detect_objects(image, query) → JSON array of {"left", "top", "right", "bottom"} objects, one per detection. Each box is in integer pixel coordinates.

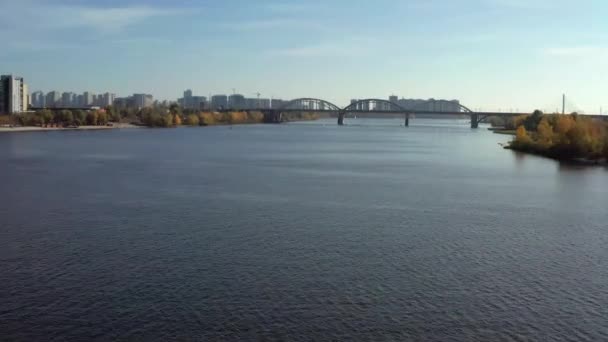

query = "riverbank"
[
  {"left": 0, "top": 123, "right": 139, "bottom": 133},
  {"left": 488, "top": 127, "right": 516, "bottom": 135},
  {"left": 488, "top": 111, "right": 608, "bottom": 165}
]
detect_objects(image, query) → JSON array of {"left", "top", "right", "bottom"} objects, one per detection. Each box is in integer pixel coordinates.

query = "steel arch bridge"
[
  {"left": 279, "top": 98, "right": 342, "bottom": 112},
  {"left": 261, "top": 97, "right": 565, "bottom": 128},
  {"left": 409, "top": 99, "right": 473, "bottom": 113},
  {"left": 275, "top": 97, "right": 475, "bottom": 126},
  {"left": 343, "top": 99, "right": 406, "bottom": 112}
]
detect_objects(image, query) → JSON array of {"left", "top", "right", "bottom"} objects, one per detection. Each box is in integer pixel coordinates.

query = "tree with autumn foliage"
[
  {"left": 173, "top": 114, "right": 182, "bottom": 126},
  {"left": 509, "top": 111, "right": 608, "bottom": 162}
]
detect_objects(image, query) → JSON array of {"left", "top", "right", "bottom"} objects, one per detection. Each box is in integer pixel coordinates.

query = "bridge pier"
[
  {"left": 338, "top": 112, "right": 345, "bottom": 125},
  {"left": 405, "top": 113, "right": 410, "bottom": 127},
  {"left": 263, "top": 110, "right": 281, "bottom": 123},
  {"left": 470, "top": 113, "right": 479, "bottom": 128}
]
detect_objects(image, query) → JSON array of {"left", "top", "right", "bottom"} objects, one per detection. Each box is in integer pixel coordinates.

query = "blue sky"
[{"left": 1, "top": 0, "right": 607, "bottom": 112}]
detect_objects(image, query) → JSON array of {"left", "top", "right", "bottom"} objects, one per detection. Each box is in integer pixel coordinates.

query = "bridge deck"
[
  {"left": 28, "top": 107, "right": 605, "bottom": 119},
  {"left": 267, "top": 109, "right": 605, "bottom": 118}
]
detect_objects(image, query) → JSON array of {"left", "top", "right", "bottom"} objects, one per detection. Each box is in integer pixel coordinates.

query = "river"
[{"left": 1, "top": 118, "right": 607, "bottom": 341}]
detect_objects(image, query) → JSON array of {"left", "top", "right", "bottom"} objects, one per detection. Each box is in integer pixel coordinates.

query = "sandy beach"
[{"left": 0, "top": 123, "right": 139, "bottom": 133}]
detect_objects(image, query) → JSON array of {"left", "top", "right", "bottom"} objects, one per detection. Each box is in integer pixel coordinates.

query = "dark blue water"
[{"left": 1, "top": 119, "right": 607, "bottom": 341}]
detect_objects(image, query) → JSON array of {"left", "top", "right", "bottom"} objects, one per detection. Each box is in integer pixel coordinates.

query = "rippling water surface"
[{"left": 1, "top": 119, "right": 607, "bottom": 341}]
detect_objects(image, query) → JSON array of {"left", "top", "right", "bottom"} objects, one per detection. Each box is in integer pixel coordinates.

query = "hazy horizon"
[{"left": 1, "top": 0, "right": 607, "bottom": 112}]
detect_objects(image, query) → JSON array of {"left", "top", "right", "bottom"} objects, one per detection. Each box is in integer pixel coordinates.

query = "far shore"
[{"left": 0, "top": 123, "right": 140, "bottom": 133}]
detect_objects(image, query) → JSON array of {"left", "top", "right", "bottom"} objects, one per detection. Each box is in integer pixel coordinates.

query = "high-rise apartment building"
[
  {"left": 83, "top": 92, "right": 94, "bottom": 107},
  {"left": 178, "top": 90, "right": 206, "bottom": 109},
  {"left": 45, "top": 91, "right": 61, "bottom": 108},
  {"left": 211, "top": 95, "right": 228, "bottom": 109},
  {"left": 244, "top": 97, "right": 271, "bottom": 109},
  {"left": 0, "top": 75, "right": 28, "bottom": 114},
  {"left": 229, "top": 94, "right": 246, "bottom": 109},
  {"left": 23, "top": 83, "right": 29, "bottom": 110},
  {"left": 397, "top": 98, "right": 461, "bottom": 112},
  {"left": 62, "top": 92, "right": 75, "bottom": 107},
  {"left": 100, "top": 93, "right": 115, "bottom": 107},
  {"left": 133, "top": 94, "right": 154, "bottom": 108},
  {"left": 31, "top": 91, "right": 45, "bottom": 108}
]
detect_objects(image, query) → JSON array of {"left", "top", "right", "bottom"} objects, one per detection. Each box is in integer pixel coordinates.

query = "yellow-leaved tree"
[
  {"left": 186, "top": 114, "right": 199, "bottom": 126},
  {"left": 511, "top": 125, "right": 533, "bottom": 151},
  {"left": 174, "top": 114, "right": 182, "bottom": 126},
  {"left": 198, "top": 112, "right": 216, "bottom": 126},
  {"left": 536, "top": 118, "right": 554, "bottom": 148},
  {"left": 555, "top": 115, "right": 575, "bottom": 135}
]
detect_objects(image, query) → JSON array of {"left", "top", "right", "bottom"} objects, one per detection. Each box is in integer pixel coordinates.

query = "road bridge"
[
  {"left": 255, "top": 98, "right": 606, "bottom": 128},
  {"left": 31, "top": 98, "right": 607, "bottom": 129}
]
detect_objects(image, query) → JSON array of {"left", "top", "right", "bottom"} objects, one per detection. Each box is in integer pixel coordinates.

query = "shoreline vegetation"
[
  {"left": 0, "top": 104, "right": 320, "bottom": 133},
  {"left": 489, "top": 111, "right": 608, "bottom": 164}
]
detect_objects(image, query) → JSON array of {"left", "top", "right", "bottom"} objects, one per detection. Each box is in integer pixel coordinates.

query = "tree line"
[
  {"left": 507, "top": 110, "right": 608, "bottom": 161},
  {"left": 8, "top": 104, "right": 321, "bottom": 129},
  {"left": 17, "top": 109, "right": 111, "bottom": 127},
  {"left": 138, "top": 106, "right": 267, "bottom": 127},
  {"left": 138, "top": 106, "right": 319, "bottom": 127}
]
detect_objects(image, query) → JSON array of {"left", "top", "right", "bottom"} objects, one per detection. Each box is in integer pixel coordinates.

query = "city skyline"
[
  {"left": 30, "top": 90, "right": 117, "bottom": 108},
  {"left": 1, "top": 1, "right": 607, "bottom": 112},
  {"left": 23, "top": 89, "right": 460, "bottom": 109},
  {"left": 1, "top": 76, "right": 595, "bottom": 115}
]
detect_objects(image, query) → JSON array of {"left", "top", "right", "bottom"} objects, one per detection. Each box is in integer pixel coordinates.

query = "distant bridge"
[
  {"left": 248, "top": 98, "right": 606, "bottom": 128},
  {"left": 31, "top": 98, "right": 607, "bottom": 129}
]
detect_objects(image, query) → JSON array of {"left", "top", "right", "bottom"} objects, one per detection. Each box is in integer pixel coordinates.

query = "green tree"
[
  {"left": 97, "top": 111, "right": 109, "bottom": 125},
  {"left": 59, "top": 110, "right": 74, "bottom": 126},
  {"left": 19, "top": 113, "right": 39, "bottom": 126},
  {"left": 523, "top": 110, "right": 543, "bottom": 131},
  {"left": 37, "top": 110, "right": 53, "bottom": 126},
  {"left": 52, "top": 111, "right": 63, "bottom": 126},
  {"left": 139, "top": 108, "right": 168, "bottom": 127},
  {"left": 73, "top": 110, "right": 86, "bottom": 126},
  {"left": 105, "top": 105, "right": 120, "bottom": 122},
  {"left": 86, "top": 111, "right": 99, "bottom": 125}
]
